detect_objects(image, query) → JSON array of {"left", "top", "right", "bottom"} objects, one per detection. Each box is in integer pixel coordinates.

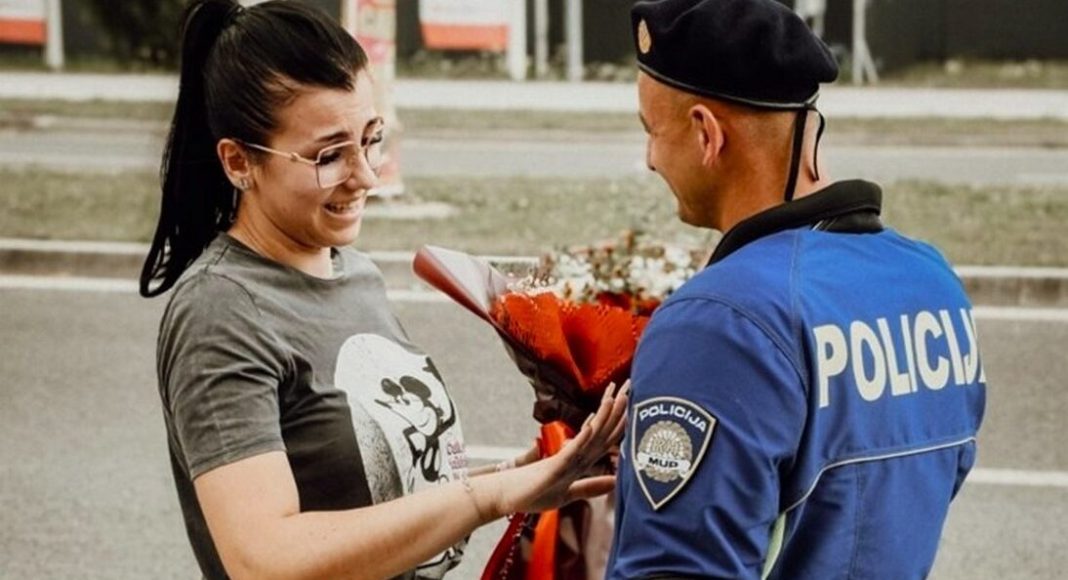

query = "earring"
[{"left": 236, "top": 178, "right": 250, "bottom": 190}]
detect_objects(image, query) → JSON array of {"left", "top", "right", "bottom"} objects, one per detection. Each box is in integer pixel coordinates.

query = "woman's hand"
[{"left": 489, "top": 381, "right": 629, "bottom": 515}]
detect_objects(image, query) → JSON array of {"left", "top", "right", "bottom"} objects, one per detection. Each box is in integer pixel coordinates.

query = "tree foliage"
[{"left": 81, "top": 0, "right": 186, "bottom": 69}]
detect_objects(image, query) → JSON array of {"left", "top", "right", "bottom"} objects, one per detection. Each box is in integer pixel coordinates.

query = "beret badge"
[{"left": 637, "top": 18, "right": 652, "bottom": 55}]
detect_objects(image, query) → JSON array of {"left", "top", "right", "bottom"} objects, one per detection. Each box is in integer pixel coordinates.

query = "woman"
[{"left": 139, "top": 2, "right": 628, "bottom": 579}]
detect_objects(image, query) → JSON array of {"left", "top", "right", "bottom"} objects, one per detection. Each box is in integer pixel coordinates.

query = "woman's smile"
[{"left": 323, "top": 198, "right": 363, "bottom": 219}]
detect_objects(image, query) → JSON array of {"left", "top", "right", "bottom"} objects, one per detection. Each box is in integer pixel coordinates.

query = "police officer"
[{"left": 606, "top": 0, "right": 987, "bottom": 578}]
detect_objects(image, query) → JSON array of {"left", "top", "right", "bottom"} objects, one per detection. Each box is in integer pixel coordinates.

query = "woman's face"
[{"left": 247, "top": 72, "right": 382, "bottom": 250}]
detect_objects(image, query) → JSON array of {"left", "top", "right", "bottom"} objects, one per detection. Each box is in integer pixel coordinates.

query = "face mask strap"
[
  {"left": 783, "top": 106, "right": 810, "bottom": 203},
  {"left": 783, "top": 103, "right": 826, "bottom": 202}
]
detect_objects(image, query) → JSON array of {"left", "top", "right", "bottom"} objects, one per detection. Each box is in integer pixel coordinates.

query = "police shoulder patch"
[{"left": 631, "top": 396, "right": 717, "bottom": 511}]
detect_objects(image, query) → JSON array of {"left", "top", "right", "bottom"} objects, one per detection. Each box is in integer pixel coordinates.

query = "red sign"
[
  {"left": 0, "top": 0, "right": 46, "bottom": 45},
  {"left": 419, "top": 0, "right": 508, "bottom": 51}
]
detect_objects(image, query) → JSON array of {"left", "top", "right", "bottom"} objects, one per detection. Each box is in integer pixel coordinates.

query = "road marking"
[
  {"left": 466, "top": 445, "right": 528, "bottom": 462},
  {"left": 0, "top": 239, "right": 1065, "bottom": 281},
  {"left": 1, "top": 272, "right": 1065, "bottom": 490},
  {"left": 0, "top": 275, "right": 138, "bottom": 293},
  {"left": 0, "top": 275, "right": 456, "bottom": 303},
  {"left": 0, "top": 237, "right": 148, "bottom": 254},
  {"left": 3, "top": 276, "right": 1068, "bottom": 322},
  {"left": 967, "top": 467, "right": 1068, "bottom": 489},
  {"left": 389, "top": 289, "right": 449, "bottom": 303},
  {"left": 973, "top": 306, "right": 1068, "bottom": 323},
  {"left": 955, "top": 265, "right": 1068, "bottom": 279},
  {"left": 467, "top": 444, "right": 1068, "bottom": 489},
  {"left": 0, "top": 238, "right": 539, "bottom": 267},
  {"left": 1016, "top": 173, "right": 1068, "bottom": 185}
]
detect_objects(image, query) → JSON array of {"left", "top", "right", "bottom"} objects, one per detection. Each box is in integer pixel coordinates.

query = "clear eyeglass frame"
[{"left": 237, "top": 129, "right": 385, "bottom": 190}]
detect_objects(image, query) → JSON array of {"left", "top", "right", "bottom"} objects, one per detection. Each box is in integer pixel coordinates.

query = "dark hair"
[{"left": 139, "top": 0, "right": 369, "bottom": 297}]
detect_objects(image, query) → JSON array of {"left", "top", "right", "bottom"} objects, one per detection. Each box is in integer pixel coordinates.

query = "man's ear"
[
  {"left": 217, "top": 138, "right": 254, "bottom": 190},
  {"left": 690, "top": 104, "right": 724, "bottom": 168}
]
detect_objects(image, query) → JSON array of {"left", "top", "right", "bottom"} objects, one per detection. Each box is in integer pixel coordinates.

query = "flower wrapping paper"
[{"left": 414, "top": 233, "right": 702, "bottom": 580}]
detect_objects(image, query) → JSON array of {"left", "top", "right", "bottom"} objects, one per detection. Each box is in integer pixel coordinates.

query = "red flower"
[{"left": 491, "top": 292, "right": 650, "bottom": 397}]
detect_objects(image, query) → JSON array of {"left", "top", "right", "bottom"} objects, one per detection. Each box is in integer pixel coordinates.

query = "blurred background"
[
  {"left": 1, "top": 1, "right": 1067, "bottom": 579},
  {"left": 2, "top": 0, "right": 1068, "bottom": 82}
]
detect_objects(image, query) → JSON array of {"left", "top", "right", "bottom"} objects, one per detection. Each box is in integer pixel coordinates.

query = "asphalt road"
[
  {"left": 4, "top": 128, "right": 1068, "bottom": 186},
  {"left": 1, "top": 285, "right": 1066, "bottom": 579}
]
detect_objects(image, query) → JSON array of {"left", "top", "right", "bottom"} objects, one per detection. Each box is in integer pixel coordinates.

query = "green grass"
[
  {"left": 881, "top": 59, "right": 1068, "bottom": 90},
  {"left": 881, "top": 180, "right": 1068, "bottom": 267},
  {"left": 0, "top": 167, "right": 161, "bottom": 242},
  {"left": 401, "top": 111, "right": 1068, "bottom": 149},
  {"left": 4, "top": 98, "right": 1067, "bottom": 148},
  {"left": 0, "top": 98, "right": 175, "bottom": 123},
  {"left": 824, "top": 117, "right": 1068, "bottom": 149},
  {"left": 2, "top": 167, "right": 1066, "bottom": 266},
  {"left": 6, "top": 55, "right": 1068, "bottom": 87},
  {"left": 361, "top": 175, "right": 715, "bottom": 255}
]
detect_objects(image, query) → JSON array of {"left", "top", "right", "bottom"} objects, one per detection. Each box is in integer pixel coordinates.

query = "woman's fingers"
[
  {"left": 539, "top": 380, "right": 631, "bottom": 499},
  {"left": 567, "top": 475, "right": 616, "bottom": 501},
  {"left": 607, "top": 410, "right": 627, "bottom": 446},
  {"left": 588, "top": 380, "right": 629, "bottom": 450},
  {"left": 517, "top": 441, "right": 541, "bottom": 468},
  {"left": 553, "top": 419, "right": 594, "bottom": 467},
  {"left": 583, "top": 383, "right": 615, "bottom": 437},
  {"left": 605, "top": 381, "right": 629, "bottom": 433}
]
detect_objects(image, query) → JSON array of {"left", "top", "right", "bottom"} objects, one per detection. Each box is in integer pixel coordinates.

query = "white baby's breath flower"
[
  {"left": 664, "top": 246, "right": 693, "bottom": 269},
  {"left": 512, "top": 231, "right": 702, "bottom": 309}
]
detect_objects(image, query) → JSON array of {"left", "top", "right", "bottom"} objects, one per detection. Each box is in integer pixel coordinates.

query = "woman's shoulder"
[
  {"left": 171, "top": 267, "right": 257, "bottom": 307},
  {"left": 172, "top": 239, "right": 258, "bottom": 303},
  {"left": 162, "top": 239, "right": 266, "bottom": 330},
  {"left": 162, "top": 268, "right": 262, "bottom": 338}
]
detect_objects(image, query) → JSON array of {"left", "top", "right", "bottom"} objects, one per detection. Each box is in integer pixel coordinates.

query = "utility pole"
[
  {"left": 345, "top": 0, "right": 406, "bottom": 196},
  {"left": 565, "top": 0, "right": 583, "bottom": 82},
  {"left": 794, "top": 0, "right": 826, "bottom": 38},
  {"left": 45, "top": 0, "right": 63, "bottom": 70},
  {"left": 852, "top": 0, "right": 879, "bottom": 84},
  {"left": 533, "top": 0, "right": 549, "bottom": 79},
  {"left": 506, "top": 0, "right": 527, "bottom": 81}
]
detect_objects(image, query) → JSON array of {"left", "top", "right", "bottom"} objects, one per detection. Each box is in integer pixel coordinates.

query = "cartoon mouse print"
[{"left": 374, "top": 358, "right": 457, "bottom": 484}]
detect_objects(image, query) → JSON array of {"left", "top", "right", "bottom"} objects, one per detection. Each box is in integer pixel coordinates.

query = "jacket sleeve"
[{"left": 607, "top": 297, "right": 807, "bottom": 580}]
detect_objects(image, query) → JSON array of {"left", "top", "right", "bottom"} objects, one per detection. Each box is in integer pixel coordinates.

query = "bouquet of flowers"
[
  {"left": 413, "top": 231, "right": 702, "bottom": 580},
  {"left": 490, "top": 230, "right": 702, "bottom": 432}
]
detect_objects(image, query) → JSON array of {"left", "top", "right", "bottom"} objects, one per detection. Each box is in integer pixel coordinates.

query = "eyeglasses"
[{"left": 237, "top": 123, "right": 386, "bottom": 190}]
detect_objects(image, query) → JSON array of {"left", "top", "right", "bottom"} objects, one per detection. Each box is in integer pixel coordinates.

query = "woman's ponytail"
[
  {"left": 139, "top": 0, "right": 369, "bottom": 297},
  {"left": 139, "top": 0, "right": 241, "bottom": 297}
]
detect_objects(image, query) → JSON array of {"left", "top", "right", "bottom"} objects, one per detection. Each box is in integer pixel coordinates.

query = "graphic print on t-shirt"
[{"left": 334, "top": 333, "right": 468, "bottom": 576}]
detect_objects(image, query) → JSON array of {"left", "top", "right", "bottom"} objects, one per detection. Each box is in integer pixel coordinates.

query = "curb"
[
  {"left": 1, "top": 239, "right": 1065, "bottom": 308},
  {"left": 3, "top": 73, "right": 1068, "bottom": 119}
]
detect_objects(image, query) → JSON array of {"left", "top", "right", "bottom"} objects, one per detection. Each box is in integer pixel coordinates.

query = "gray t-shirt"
[{"left": 157, "top": 234, "right": 468, "bottom": 580}]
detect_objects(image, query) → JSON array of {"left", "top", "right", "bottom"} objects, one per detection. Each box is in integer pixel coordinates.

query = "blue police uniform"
[
  {"left": 603, "top": 1, "right": 986, "bottom": 577},
  {"left": 607, "top": 180, "right": 986, "bottom": 579}
]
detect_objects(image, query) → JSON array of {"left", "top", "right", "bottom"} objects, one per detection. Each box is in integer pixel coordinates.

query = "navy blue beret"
[{"left": 632, "top": 0, "right": 839, "bottom": 109}]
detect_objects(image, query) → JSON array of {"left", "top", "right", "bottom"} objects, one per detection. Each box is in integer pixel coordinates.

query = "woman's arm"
[
  {"left": 195, "top": 381, "right": 629, "bottom": 580},
  {"left": 467, "top": 443, "right": 541, "bottom": 477}
]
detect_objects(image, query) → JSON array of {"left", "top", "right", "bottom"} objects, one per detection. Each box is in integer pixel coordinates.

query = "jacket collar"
[{"left": 707, "top": 179, "right": 884, "bottom": 266}]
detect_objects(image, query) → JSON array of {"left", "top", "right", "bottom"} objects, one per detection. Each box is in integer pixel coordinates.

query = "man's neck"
[{"left": 713, "top": 155, "right": 830, "bottom": 233}]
